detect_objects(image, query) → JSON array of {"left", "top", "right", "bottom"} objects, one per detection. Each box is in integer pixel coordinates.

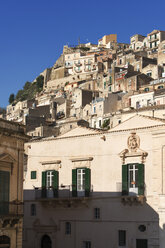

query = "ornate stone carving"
[
  {"left": 119, "top": 132, "right": 148, "bottom": 163},
  {"left": 127, "top": 132, "right": 140, "bottom": 152}
]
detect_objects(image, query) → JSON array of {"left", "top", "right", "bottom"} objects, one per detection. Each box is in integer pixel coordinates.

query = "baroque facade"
[
  {"left": 0, "top": 119, "right": 28, "bottom": 248},
  {"left": 23, "top": 115, "right": 165, "bottom": 248}
]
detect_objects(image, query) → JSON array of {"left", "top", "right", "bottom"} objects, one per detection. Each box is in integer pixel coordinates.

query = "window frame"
[
  {"left": 94, "top": 207, "right": 100, "bottom": 220},
  {"left": 65, "top": 222, "right": 71, "bottom": 235},
  {"left": 118, "top": 230, "right": 126, "bottom": 246},
  {"left": 31, "top": 171, "right": 37, "bottom": 180},
  {"left": 122, "top": 163, "right": 144, "bottom": 196},
  {"left": 82, "top": 241, "right": 91, "bottom": 248},
  {"left": 30, "top": 203, "right": 36, "bottom": 216}
]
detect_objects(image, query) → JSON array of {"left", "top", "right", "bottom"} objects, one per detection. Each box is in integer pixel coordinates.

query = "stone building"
[
  {"left": 0, "top": 118, "right": 29, "bottom": 248},
  {"left": 23, "top": 115, "right": 165, "bottom": 248}
]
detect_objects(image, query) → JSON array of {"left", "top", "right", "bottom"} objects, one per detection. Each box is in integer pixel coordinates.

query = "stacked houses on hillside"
[{"left": 3, "top": 30, "right": 165, "bottom": 248}]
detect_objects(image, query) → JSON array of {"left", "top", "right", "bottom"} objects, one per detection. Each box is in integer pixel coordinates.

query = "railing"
[
  {"left": 74, "top": 62, "right": 82, "bottom": 66},
  {"left": 0, "top": 201, "right": 23, "bottom": 216},
  {"left": 35, "top": 185, "right": 93, "bottom": 199},
  {"left": 84, "top": 61, "right": 92, "bottom": 65},
  {"left": 84, "top": 68, "right": 91, "bottom": 72},
  {"left": 74, "top": 68, "right": 82, "bottom": 73},
  {"left": 65, "top": 64, "right": 73, "bottom": 68}
]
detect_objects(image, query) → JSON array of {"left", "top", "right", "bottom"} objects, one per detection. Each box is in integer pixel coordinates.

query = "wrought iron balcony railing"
[
  {"left": 35, "top": 185, "right": 93, "bottom": 200},
  {"left": 0, "top": 201, "right": 23, "bottom": 217}
]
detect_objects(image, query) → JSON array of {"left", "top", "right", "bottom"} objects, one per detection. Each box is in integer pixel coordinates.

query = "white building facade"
[{"left": 23, "top": 115, "right": 165, "bottom": 248}]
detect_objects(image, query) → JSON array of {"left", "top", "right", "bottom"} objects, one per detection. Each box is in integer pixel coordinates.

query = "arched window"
[
  {"left": 41, "top": 235, "right": 52, "bottom": 248},
  {"left": 0, "top": 235, "right": 10, "bottom": 247}
]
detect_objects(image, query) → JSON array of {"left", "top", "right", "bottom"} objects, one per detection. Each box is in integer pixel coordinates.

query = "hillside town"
[
  {"left": 1, "top": 30, "right": 165, "bottom": 248},
  {"left": 4, "top": 30, "right": 165, "bottom": 137}
]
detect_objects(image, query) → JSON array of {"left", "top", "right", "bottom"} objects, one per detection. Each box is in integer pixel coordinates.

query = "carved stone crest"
[
  {"left": 127, "top": 132, "right": 140, "bottom": 152},
  {"left": 119, "top": 132, "right": 148, "bottom": 164}
]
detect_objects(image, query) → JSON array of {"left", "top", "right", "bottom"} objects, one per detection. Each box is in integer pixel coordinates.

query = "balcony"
[
  {"left": 35, "top": 185, "right": 93, "bottom": 208},
  {"left": 121, "top": 195, "right": 146, "bottom": 205},
  {"left": 84, "top": 67, "right": 91, "bottom": 72},
  {"left": 65, "top": 64, "right": 73, "bottom": 69},
  {"left": 74, "top": 68, "right": 82, "bottom": 73},
  {"left": 121, "top": 185, "right": 146, "bottom": 206},
  {"left": 0, "top": 201, "right": 23, "bottom": 217},
  {"left": 0, "top": 201, "right": 23, "bottom": 228},
  {"left": 74, "top": 62, "right": 82, "bottom": 67},
  {"left": 84, "top": 60, "right": 92, "bottom": 65}
]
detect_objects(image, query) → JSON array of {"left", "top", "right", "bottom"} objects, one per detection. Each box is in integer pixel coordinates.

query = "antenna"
[{"left": 78, "top": 37, "right": 80, "bottom": 45}]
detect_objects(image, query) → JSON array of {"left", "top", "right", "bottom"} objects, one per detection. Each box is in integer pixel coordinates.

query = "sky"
[{"left": 0, "top": 0, "right": 165, "bottom": 108}]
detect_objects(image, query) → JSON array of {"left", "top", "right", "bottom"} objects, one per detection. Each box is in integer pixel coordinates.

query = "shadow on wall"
[{"left": 22, "top": 188, "right": 161, "bottom": 248}]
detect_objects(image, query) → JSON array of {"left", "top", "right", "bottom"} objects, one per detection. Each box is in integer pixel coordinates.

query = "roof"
[
  {"left": 59, "top": 126, "right": 102, "bottom": 138},
  {"left": 26, "top": 115, "right": 165, "bottom": 144},
  {"left": 148, "top": 30, "right": 160, "bottom": 35},
  {"left": 111, "top": 114, "right": 165, "bottom": 131}
]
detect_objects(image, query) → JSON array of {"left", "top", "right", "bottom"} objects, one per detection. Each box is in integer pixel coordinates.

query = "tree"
[
  {"left": 23, "top": 81, "right": 31, "bottom": 91},
  {"left": 36, "top": 75, "right": 44, "bottom": 92},
  {"left": 9, "top": 93, "right": 15, "bottom": 104},
  {"left": 102, "top": 119, "right": 110, "bottom": 129}
]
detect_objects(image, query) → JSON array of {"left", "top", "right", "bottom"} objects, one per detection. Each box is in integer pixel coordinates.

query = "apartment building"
[
  {"left": 65, "top": 52, "right": 98, "bottom": 75},
  {"left": 98, "top": 34, "right": 117, "bottom": 46},
  {"left": 147, "top": 30, "right": 165, "bottom": 52}
]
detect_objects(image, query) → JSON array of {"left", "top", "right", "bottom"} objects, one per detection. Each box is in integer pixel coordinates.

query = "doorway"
[
  {"left": 41, "top": 235, "right": 52, "bottom": 248},
  {"left": 0, "top": 235, "right": 10, "bottom": 248},
  {"left": 136, "top": 239, "right": 148, "bottom": 248}
]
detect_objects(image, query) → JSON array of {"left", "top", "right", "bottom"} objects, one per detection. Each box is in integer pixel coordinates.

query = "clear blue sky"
[{"left": 0, "top": 0, "right": 165, "bottom": 107}]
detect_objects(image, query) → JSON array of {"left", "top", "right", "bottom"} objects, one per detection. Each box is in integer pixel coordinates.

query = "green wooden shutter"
[
  {"left": 72, "top": 169, "right": 77, "bottom": 197},
  {"left": 53, "top": 170, "right": 59, "bottom": 197},
  {"left": 41, "top": 171, "right": 46, "bottom": 198},
  {"left": 122, "top": 164, "right": 128, "bottom": 195},
  {"left": 0, "top": 171, "right": 10, "bottom": 215},
  {"left": 138, "top": 164, "right": 144, "bottom": 195},
  {"left": 31, "top": 171, "right": 36, "bottom": 179},
  {"left": 85, "top": 168, "right": 91, "bottom": 197}
]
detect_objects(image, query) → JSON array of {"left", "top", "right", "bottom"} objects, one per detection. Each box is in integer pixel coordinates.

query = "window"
[
  {"left": 99, "top": 120, "right": 102, "bottom": 127},
  {"left": 136, "top": 101, "right": 140, "bottom": 109},
  {"left": 109, "top": 76, "right": 112, "bottom": 84},
  {"left": 128, "top": 164, "right": 138, "bottom": 195},
  {"left": 93, "top": 107, "right": 96, "bottom": 113},
  {"left": 31, "top": 204, "right": 36, "bottom": 216},
  {"left": 118, "top": 230, "right": 126, "bottom": 246},
  {"left": 83, "top": 241, "right": 91, "bottom": 248},
  {"left": 77, "top": 168, "right": 85, "bottom": 196},
  {"left": 94, "top": 208, "right": 100, "bottom": 219},
  {"left": 42, "top": 170, "right": 59, "bottom": 198},
  {"left": 122, "top": 163, "right": 144, "bottom": 196},
  {"left": 146, "top": 72, "right": 152, "bottom": 77},
  {"left": 144, "top": 88, "right": 149, "bottom": 92},
  {"left": 65, "top": 222, "right": 71, "bottom": 235},
  {"left": 72, "top": 168, "right": 91, "bottom": 197},
  {"left": 158, "top": 85, "right": 164, "bottom": 89},
  {"left": 31, "top": 171, "right": 36, "bottom": 179},
  {"left": 0, "top": 171, "right": 10, "bottom": 215}
]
